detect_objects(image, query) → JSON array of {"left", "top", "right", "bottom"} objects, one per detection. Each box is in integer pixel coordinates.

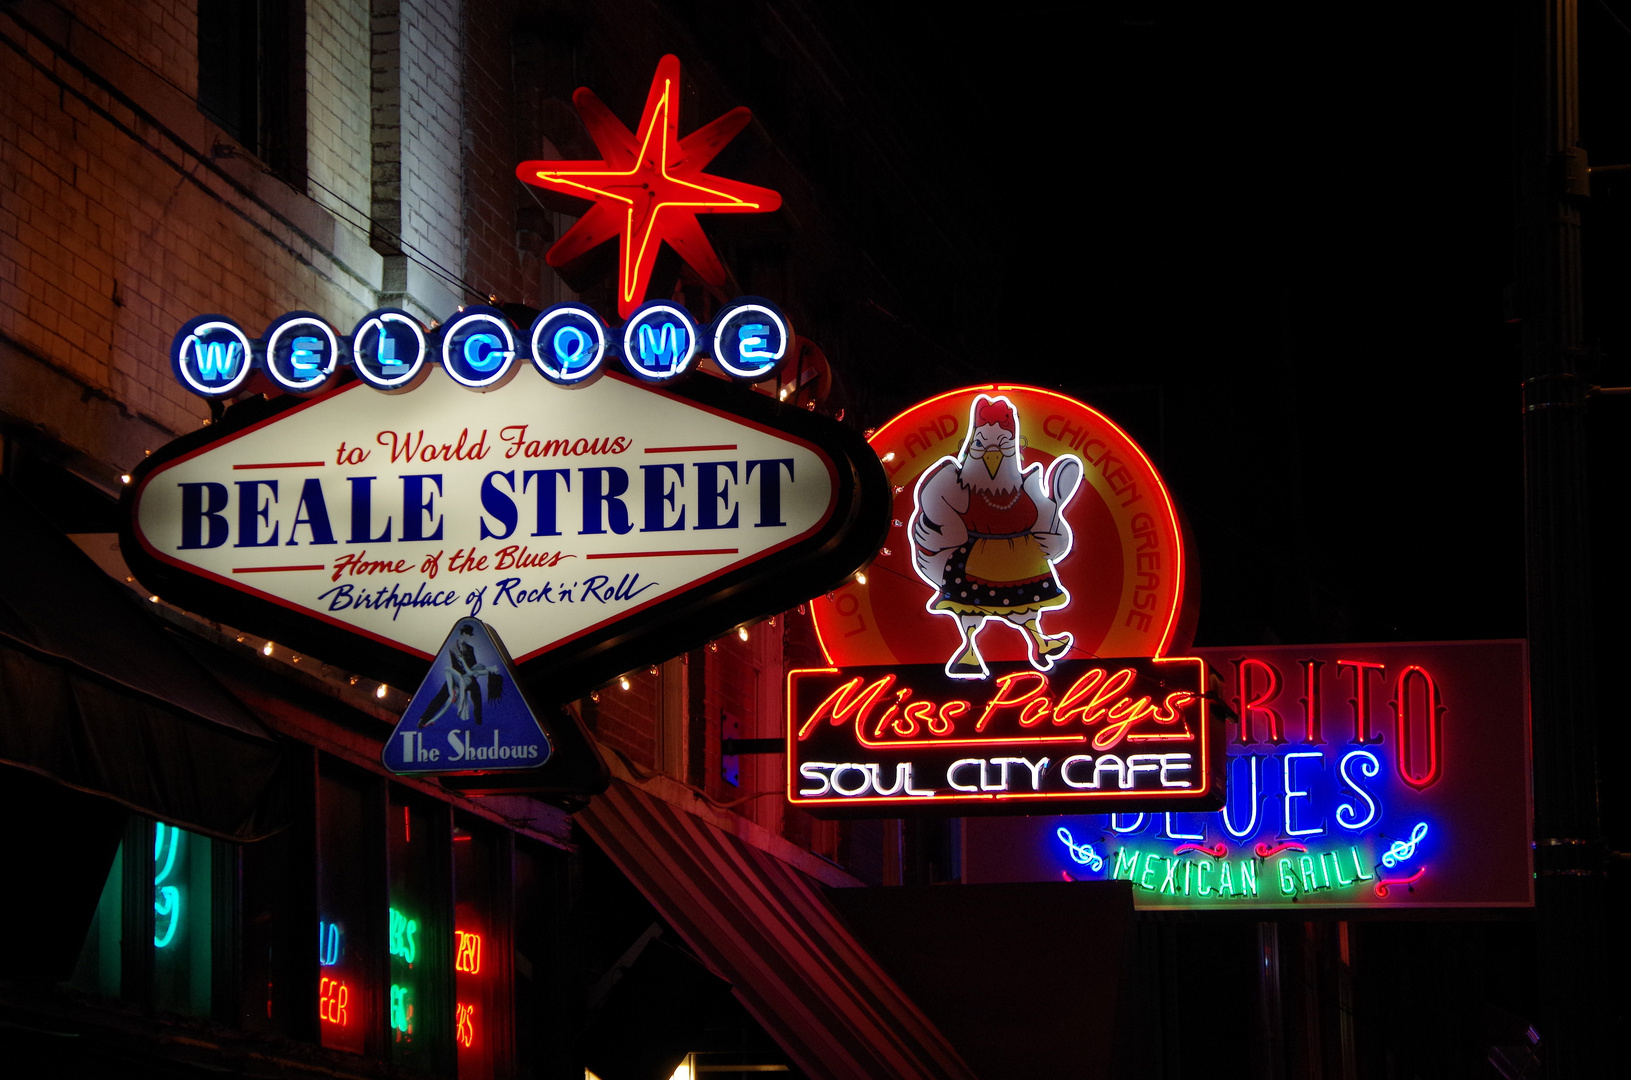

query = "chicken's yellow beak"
[{"left": 983, "top": 449, "right": 1002, "bottom": 478}]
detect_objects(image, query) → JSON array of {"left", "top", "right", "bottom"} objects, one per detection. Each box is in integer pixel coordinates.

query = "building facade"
[
  {"left": 0, "top": 1, "right": 987, "bottom": 1077},
  {"left": 2, "top": 4, "right": 1552, "bottom": 1080}
]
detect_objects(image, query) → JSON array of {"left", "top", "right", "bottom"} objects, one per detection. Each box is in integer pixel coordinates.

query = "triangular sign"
[{"left": 383, "top": 618, "right": 552, "bottom": 775}]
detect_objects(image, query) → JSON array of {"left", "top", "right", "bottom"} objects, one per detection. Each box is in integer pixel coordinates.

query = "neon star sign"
[{"left": 516, "top": 54, "right": 782, "bottom": 318}]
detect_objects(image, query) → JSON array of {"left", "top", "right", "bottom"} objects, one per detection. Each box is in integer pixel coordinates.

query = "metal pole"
[{"left": 1518, "top": 2, "right": 1605, "bottom": 1074}]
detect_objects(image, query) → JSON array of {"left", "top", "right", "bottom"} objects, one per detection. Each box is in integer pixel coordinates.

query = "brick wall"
[
  {"left": 1, "top": 0, "right": 859, "bottom": 879},
  {"left": 459, "top": 0, "right": 522, "bottom": 306},
  {"left": 1, "top": 1, "right": 381, "bottom": 461},
  {"left": 398, "top": 0, "right": 462, "bottom": 295},
  {"left": 588, "top": 667, "right": 660, "bottom": 771},
  {"left": 306, "top": 0, "right": 371, "bottom": 241},
  {"left": 69, "top": 0, "right": 196, "bottom": 97}
]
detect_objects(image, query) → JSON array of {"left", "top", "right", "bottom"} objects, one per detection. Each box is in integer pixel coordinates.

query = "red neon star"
[{"left": 516, "top": 55, "right": 782, "bottom": 318}]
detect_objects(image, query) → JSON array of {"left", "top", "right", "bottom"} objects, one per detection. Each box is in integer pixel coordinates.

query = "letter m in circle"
[{"left": 637, "top": 323, "right": 683, "bottom": 373}]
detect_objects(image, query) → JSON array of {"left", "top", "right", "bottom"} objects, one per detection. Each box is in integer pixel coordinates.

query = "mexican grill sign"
[{"left": 123, "top": 367, "right": 888, "bottom": 701}]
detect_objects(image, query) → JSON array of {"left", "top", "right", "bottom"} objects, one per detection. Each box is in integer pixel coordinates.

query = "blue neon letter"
[
  {"left": 1283, "top": 751, "right": 1326, "bottom": 837},
  {"left": 194, "top": 338, "right": 242, "bottom": 379},
  {"left": 1335, "top": 749, "right": 1383, "bottom": 830},
  {"left": 738, "top": 323, "right": 774, "bottom": 359},
  {"left": 464, "top": 332, "right": 504, "bottom": 371},
  {"left": 638, "top": 323, "right": 683, "bottom": 371},
  {"left": 290, "top": 336, "right": 322, "bottom": 373},
  {"left": 554, "top": 326, "right": 591, "bottom": 370}
]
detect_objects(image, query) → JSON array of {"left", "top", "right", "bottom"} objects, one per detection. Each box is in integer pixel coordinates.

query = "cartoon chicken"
[{"left": 911, "top": 395, "right": 1084, "bottom": 678}]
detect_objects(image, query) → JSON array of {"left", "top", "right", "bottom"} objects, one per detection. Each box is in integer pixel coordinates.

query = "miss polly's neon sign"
[{"left": 786, "top": 655, "right": 1225, "bottom": 815}]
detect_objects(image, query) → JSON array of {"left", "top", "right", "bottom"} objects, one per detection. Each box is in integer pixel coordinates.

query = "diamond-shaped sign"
[
  {"left": 383, "top": 618, "right": 551, "bottom": 775},
  {"left": 120, "top": 367, "right": 888, "bottom": 703}
]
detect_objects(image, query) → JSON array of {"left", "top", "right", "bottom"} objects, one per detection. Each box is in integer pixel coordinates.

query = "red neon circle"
[{"left": 812, "top": 385, "right": 1193, "bottom": 667}]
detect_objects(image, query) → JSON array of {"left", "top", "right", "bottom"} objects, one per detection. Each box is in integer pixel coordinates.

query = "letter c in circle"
[{"left": 465, "top": 332, "right": 504, "bottom": 371}]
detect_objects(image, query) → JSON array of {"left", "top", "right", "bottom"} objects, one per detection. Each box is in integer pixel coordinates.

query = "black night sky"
[
  {"left": 749, "top": 0, "right": 1631, "bottom": 908},
  {"left": 795, "top": 3, "right": 1533, "bottom": 652},
  {"left": 766, "top": 4, "right": 1631, "bottom": 1062}
]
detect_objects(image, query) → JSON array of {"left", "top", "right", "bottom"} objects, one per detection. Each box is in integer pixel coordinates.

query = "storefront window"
[
  {"left": 152, "top": 823, "right": 212, "bottom": 1015},
  {"left": 454, "top": 816, "right": 506, "bottom": 1078},
  {"left": 514, "top": 839, "right": 555, "bottom": 1079},
  {"left": 69, "top": 841, "right": 123, "bottom": 998},
  {"left": 318, "top": 768, "right": 372, "bottom": 1055},
  {"left": 65, "top": 762, "right": 540, "bottom": 1077},
  {"left": 69, "top": 820, "right": 214, "bottom": 1014},
  {"left": 239, "top": 817, "right": 298, "bottom": 1034},
  {"left": 388, "top": 789, "right": 449, "bottom": 1072}
]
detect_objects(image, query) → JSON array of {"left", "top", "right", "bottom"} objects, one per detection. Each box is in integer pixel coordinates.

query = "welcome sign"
[{"left": 122, "top": 366, "right": 889, "bottom": 701}]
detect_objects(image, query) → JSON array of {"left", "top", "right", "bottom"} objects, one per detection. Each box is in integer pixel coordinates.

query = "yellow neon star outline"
[
  {"left": 527, "top": 79, "right": 767, "bottom": 305},
  {"left": 518, "top": 56, "right": 781, "bottom": 314}
]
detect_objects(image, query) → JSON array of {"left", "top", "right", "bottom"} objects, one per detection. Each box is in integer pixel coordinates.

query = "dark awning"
[
  {"left": 0, "top": 478, "right": 287, "bottom": 841},
  {"left": 576, "top": 779, "right": 979, "bottom": 1080}
]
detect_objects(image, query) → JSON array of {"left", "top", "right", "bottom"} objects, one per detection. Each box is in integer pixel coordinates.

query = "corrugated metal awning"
[{"left": 576, "top": 779, "right": 979, "bottom": 1080}]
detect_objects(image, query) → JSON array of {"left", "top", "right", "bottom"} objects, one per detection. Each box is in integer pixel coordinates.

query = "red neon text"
[
  {"left": 1337, "top": 660, "right": 1387, "bottom": 745},
  {"left": 798, "top": 674, "right": 970, "bottom": 742},
  {"left": 455, "top": 930, "right": 483, "bottom": 974},
  {"left": 1233, "top": 658, "right": 1285, "bottom": 744},
  {"left": 1391, "top": 666, "right": 1443, "bottom": 790},
  {"left": 319, "top": 976, "right": 350, "bottom": 1026},
  {"left": 456, "top": 1002, "right": 477, "bottom": 1048},
  {"left": 1222, "top": 656, "right": 1446, "bottom": 791}
]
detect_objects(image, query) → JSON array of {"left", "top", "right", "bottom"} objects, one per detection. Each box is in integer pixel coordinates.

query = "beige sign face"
[{"left": 131, "top": 369, "right": 837, "bottom": 662}]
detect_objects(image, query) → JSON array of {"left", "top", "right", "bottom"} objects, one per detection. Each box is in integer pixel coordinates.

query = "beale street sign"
[{"left": 121, "top": 365, "right": 889, "bottom": 703}]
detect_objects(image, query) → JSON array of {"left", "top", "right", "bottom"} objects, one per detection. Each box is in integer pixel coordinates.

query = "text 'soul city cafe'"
[{"left": 787, "top": 656, "right": 1225, "bottom": 816}]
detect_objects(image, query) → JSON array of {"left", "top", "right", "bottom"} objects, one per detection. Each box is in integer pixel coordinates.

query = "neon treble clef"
[
  {"left": 1056, "top": 827, "right": 1104, "bottom": 872},
  {"left": 1381, "top": 821, "right": 1430, "bottom": 868}
]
